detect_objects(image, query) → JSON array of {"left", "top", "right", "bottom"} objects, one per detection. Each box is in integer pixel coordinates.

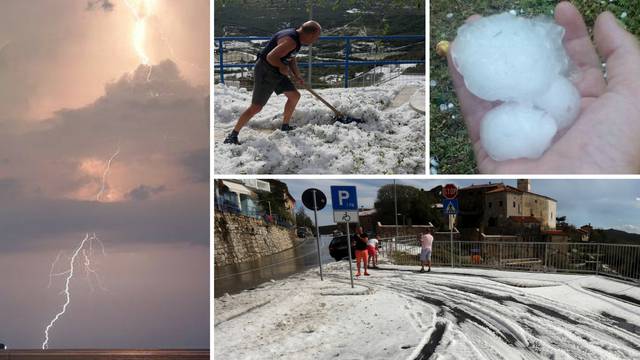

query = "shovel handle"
[{"left": 301, "top": 83, "right": 344, "bottom": 117}]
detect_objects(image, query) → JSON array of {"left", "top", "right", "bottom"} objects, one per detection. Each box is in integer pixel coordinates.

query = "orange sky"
[
  {"left": 0, "top": 1, "right": 209, "bottom": 349},
  {"left": 0, "top": 0, "right": 209, "bottom": 120}
]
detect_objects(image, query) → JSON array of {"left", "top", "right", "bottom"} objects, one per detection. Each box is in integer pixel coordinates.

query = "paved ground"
[{"left": 215, "top": 261, "right": 640, "bottom": 359}]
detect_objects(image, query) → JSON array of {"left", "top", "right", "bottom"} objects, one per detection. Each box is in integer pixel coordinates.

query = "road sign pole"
[
  {"left": 443, "top": 183, "right": 459, "bottom": 268},
  {"left": 330, "top": 186, "right": 357, "bottom": 288},
  {"left": 345, "top": 218, "right": 354, "bottom": 288},
  {"left": 312, "top": 190, "right": 323, "bottom": 281},
  {"left": 450, "top": 214, "right": 454, "bottom": 268}
]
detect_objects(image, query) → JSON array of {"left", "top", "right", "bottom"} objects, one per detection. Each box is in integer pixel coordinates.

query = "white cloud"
[{"left": 615, "top": 224, "right": 640, "bottom": 234}]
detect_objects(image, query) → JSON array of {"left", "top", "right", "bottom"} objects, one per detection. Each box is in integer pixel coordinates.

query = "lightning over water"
[
  {"left": 42, "top": 148, "right": 120, "bottom": 349},
  {"left": 42, "top": 233, "right": 92, "bottom": 350}
]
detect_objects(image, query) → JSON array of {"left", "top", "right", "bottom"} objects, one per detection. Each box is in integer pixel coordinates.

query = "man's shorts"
[
  {"left": 251, "top": 58, "right": 297, "bottom": 106},
  {"left": 367, "top": 245, "right": 377, "bottom": 257},
  {"left": 420, "top": 248, "right": 432, "bottom": 262}
]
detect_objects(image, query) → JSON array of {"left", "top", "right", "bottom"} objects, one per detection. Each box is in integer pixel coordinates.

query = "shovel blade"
[{"left": 335, "top": 116, "right": 364, "bottom": 124}]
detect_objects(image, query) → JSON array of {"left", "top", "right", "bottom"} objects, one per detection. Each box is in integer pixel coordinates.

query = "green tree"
[
  {"left": 374, "top": 184, "right": 442, "bottom": 229},
  {"left": 257, "top": 181, "right": 294, "bottom": 223},
  {"left": 295, "top": 206, "right": 315, "bottom": 234}
]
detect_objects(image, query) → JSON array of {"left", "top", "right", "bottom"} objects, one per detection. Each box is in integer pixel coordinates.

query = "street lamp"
[
  {"left": 394, "top": 180, "right": 399, "bottom": 239},
  {"left": 397, "top": 212, "right": 406, "bottom": 236}
]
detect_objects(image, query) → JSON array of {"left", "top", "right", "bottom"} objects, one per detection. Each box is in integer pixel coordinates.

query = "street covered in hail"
[{"left": 214, "top": 260, "right": 640, "bottom": 360}]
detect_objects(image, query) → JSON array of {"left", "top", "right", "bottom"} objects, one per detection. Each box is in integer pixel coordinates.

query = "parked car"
[
  {"left": 329, "top": 234, "right": 359, "bottom": 261},
  {"left": 296, "top": 227, "right": 307, "bottom": 238}
]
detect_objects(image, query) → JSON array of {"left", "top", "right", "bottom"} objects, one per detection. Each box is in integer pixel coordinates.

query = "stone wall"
[{"left": 214, "top": 212, "right": 296, "bottom": 266}]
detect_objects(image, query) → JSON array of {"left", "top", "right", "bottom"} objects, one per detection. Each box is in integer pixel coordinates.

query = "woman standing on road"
[
  {"left": 367, "top": 235, "right": 379, "bottom": 269},
  {"left": 354, "top": 227, "right": 370, "bottom": 277}
]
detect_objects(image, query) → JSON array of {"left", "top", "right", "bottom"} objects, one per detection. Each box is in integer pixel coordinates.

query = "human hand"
[
  {"left": 279, "top": 66, "right": 289, "bottom": 76},
  {"left": 294, "top": 75, "right": 305, "bottom": 86},
  {"left": 448, "top": 1, "right": 640, "bottom": 174}
]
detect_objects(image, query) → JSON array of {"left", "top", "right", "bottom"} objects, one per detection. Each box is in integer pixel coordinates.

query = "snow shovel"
[{"left": 301, "top": 83, "right": 364, "bottom": 124}]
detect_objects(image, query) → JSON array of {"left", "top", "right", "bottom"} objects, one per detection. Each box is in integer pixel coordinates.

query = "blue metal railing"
[
  {"left": 215, "top": 198, "right": 294, "bottom": 228},
  {"left": 214, "top": 35, "right": 425, "bottom": 88}
]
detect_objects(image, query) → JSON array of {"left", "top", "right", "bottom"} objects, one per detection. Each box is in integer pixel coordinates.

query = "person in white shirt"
[
  {"left": 419, "top": 229, "right": 434, "bottom": 273},
  {"left": 367, "top": 236, "right": 379, "bottom": 269}
]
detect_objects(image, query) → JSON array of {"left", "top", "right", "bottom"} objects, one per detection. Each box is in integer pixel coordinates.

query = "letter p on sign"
[
  {"left": 330, "top": 186, "right": 358, "bottom": 210},
  {"left": 338, "top": 191, "right": 349, "bottom": 206}
]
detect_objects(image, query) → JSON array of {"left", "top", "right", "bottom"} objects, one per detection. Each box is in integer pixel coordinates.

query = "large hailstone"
[
  {"left": 452, "top": 12, "right": 581, "bottom": 161},
  {"left": 481, "top": 103, "right": 557, "bottom": 161}
]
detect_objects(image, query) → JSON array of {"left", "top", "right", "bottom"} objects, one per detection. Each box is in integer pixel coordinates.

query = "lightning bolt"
[
  {"left": 43, "top": 233, "right": 107, "bottom": 349},
  {"left": 123, "top": 0, "right": 156, "bottom": 66},
  {"left": 42, "top": 233, "right": 91, "bottom": 349},
  {"left": 42, "top": 147, "right": 120, "bottom": 349},
  {"left": 96, "top": 147, "right": 120, "bottom": 202}
]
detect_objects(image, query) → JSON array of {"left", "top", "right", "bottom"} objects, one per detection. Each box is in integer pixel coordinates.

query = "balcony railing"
[
  {"left": 215, "top": 199, "right": 293, "bottom": 228},
  {"left": 378, "top": 237, "right": 640, "bottom": 283},
  {"left": 213, "top": 35, "right": 425, "bottom": 88}
]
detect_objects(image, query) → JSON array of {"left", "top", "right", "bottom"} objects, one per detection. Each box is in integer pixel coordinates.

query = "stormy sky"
[
  {"left": 284, "top": 179, "right": 640, "bottom": 235},
  {"left": 0, "top": 0, "right": 209, "bottom": 349}
]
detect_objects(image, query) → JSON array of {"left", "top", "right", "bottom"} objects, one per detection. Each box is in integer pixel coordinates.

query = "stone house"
[
  {"left": 214, "top": 179, "right": 269, "bottom": 214},
  {"left": 454, "top": 179, "right": 557, "bottom": 235}
]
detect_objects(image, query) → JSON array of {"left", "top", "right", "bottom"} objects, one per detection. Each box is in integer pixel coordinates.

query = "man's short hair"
[{"left": 300, "top": 22, "right": 321, "bottom": 34}]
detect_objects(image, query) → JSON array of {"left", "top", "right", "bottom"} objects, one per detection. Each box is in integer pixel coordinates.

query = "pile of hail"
[{"left": 452, "top": 12, "right": 581, "bottom": 161}]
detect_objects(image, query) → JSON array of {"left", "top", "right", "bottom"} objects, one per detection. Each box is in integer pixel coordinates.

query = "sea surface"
[{"left": 0, "top": 349, "right": 209, "bottom": 360}]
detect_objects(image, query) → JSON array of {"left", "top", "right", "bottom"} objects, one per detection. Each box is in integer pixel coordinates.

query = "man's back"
[
  {"left": 258, "top": 28, "right": 301, "bottom": 64},
  {"left": 421, "top": 234, "right": 433, "bottom": 250}
]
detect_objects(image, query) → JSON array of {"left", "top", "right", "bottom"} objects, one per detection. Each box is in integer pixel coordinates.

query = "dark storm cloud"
[
  {"left": 0, "top": 190, "right": 208, "bottom": 251},
  {"left": 0, "top": 60, "right": 209, "bottom": 252},
  {"left": 10, "top": 61, "right": 206, "bottom": 161},
  {"left": 126, "top": 184, "right": 167, "bottom": 201},
  {"left": 86, "top": 0, "right": 114, "bottom": 11},
  {"left": 181, "top": 148, "right": 209, "bottom": 183},
  {"left": 0, "top": 177, "right": 21, "bottom": 191}
]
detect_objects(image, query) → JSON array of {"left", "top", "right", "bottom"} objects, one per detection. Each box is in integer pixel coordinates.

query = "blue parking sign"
[{"left": 330, "top": 186, "right": 358, "bottom": 210}]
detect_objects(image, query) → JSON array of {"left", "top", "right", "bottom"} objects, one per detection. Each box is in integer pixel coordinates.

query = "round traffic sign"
[
  {"left": 443, "top": 183, "right": 458, "bottom": 199},
  {"left": 302, "top": 188, "right": 327, "bottom": 211}
]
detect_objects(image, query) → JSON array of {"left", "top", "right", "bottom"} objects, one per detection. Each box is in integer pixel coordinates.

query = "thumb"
[{"left": 594, "top": 11, "right": 640, "bottom": 93}]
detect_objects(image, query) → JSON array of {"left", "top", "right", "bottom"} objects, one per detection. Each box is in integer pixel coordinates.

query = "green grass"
[{"left": 430, "top": 0, "right": 640, "bottom": 174}]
